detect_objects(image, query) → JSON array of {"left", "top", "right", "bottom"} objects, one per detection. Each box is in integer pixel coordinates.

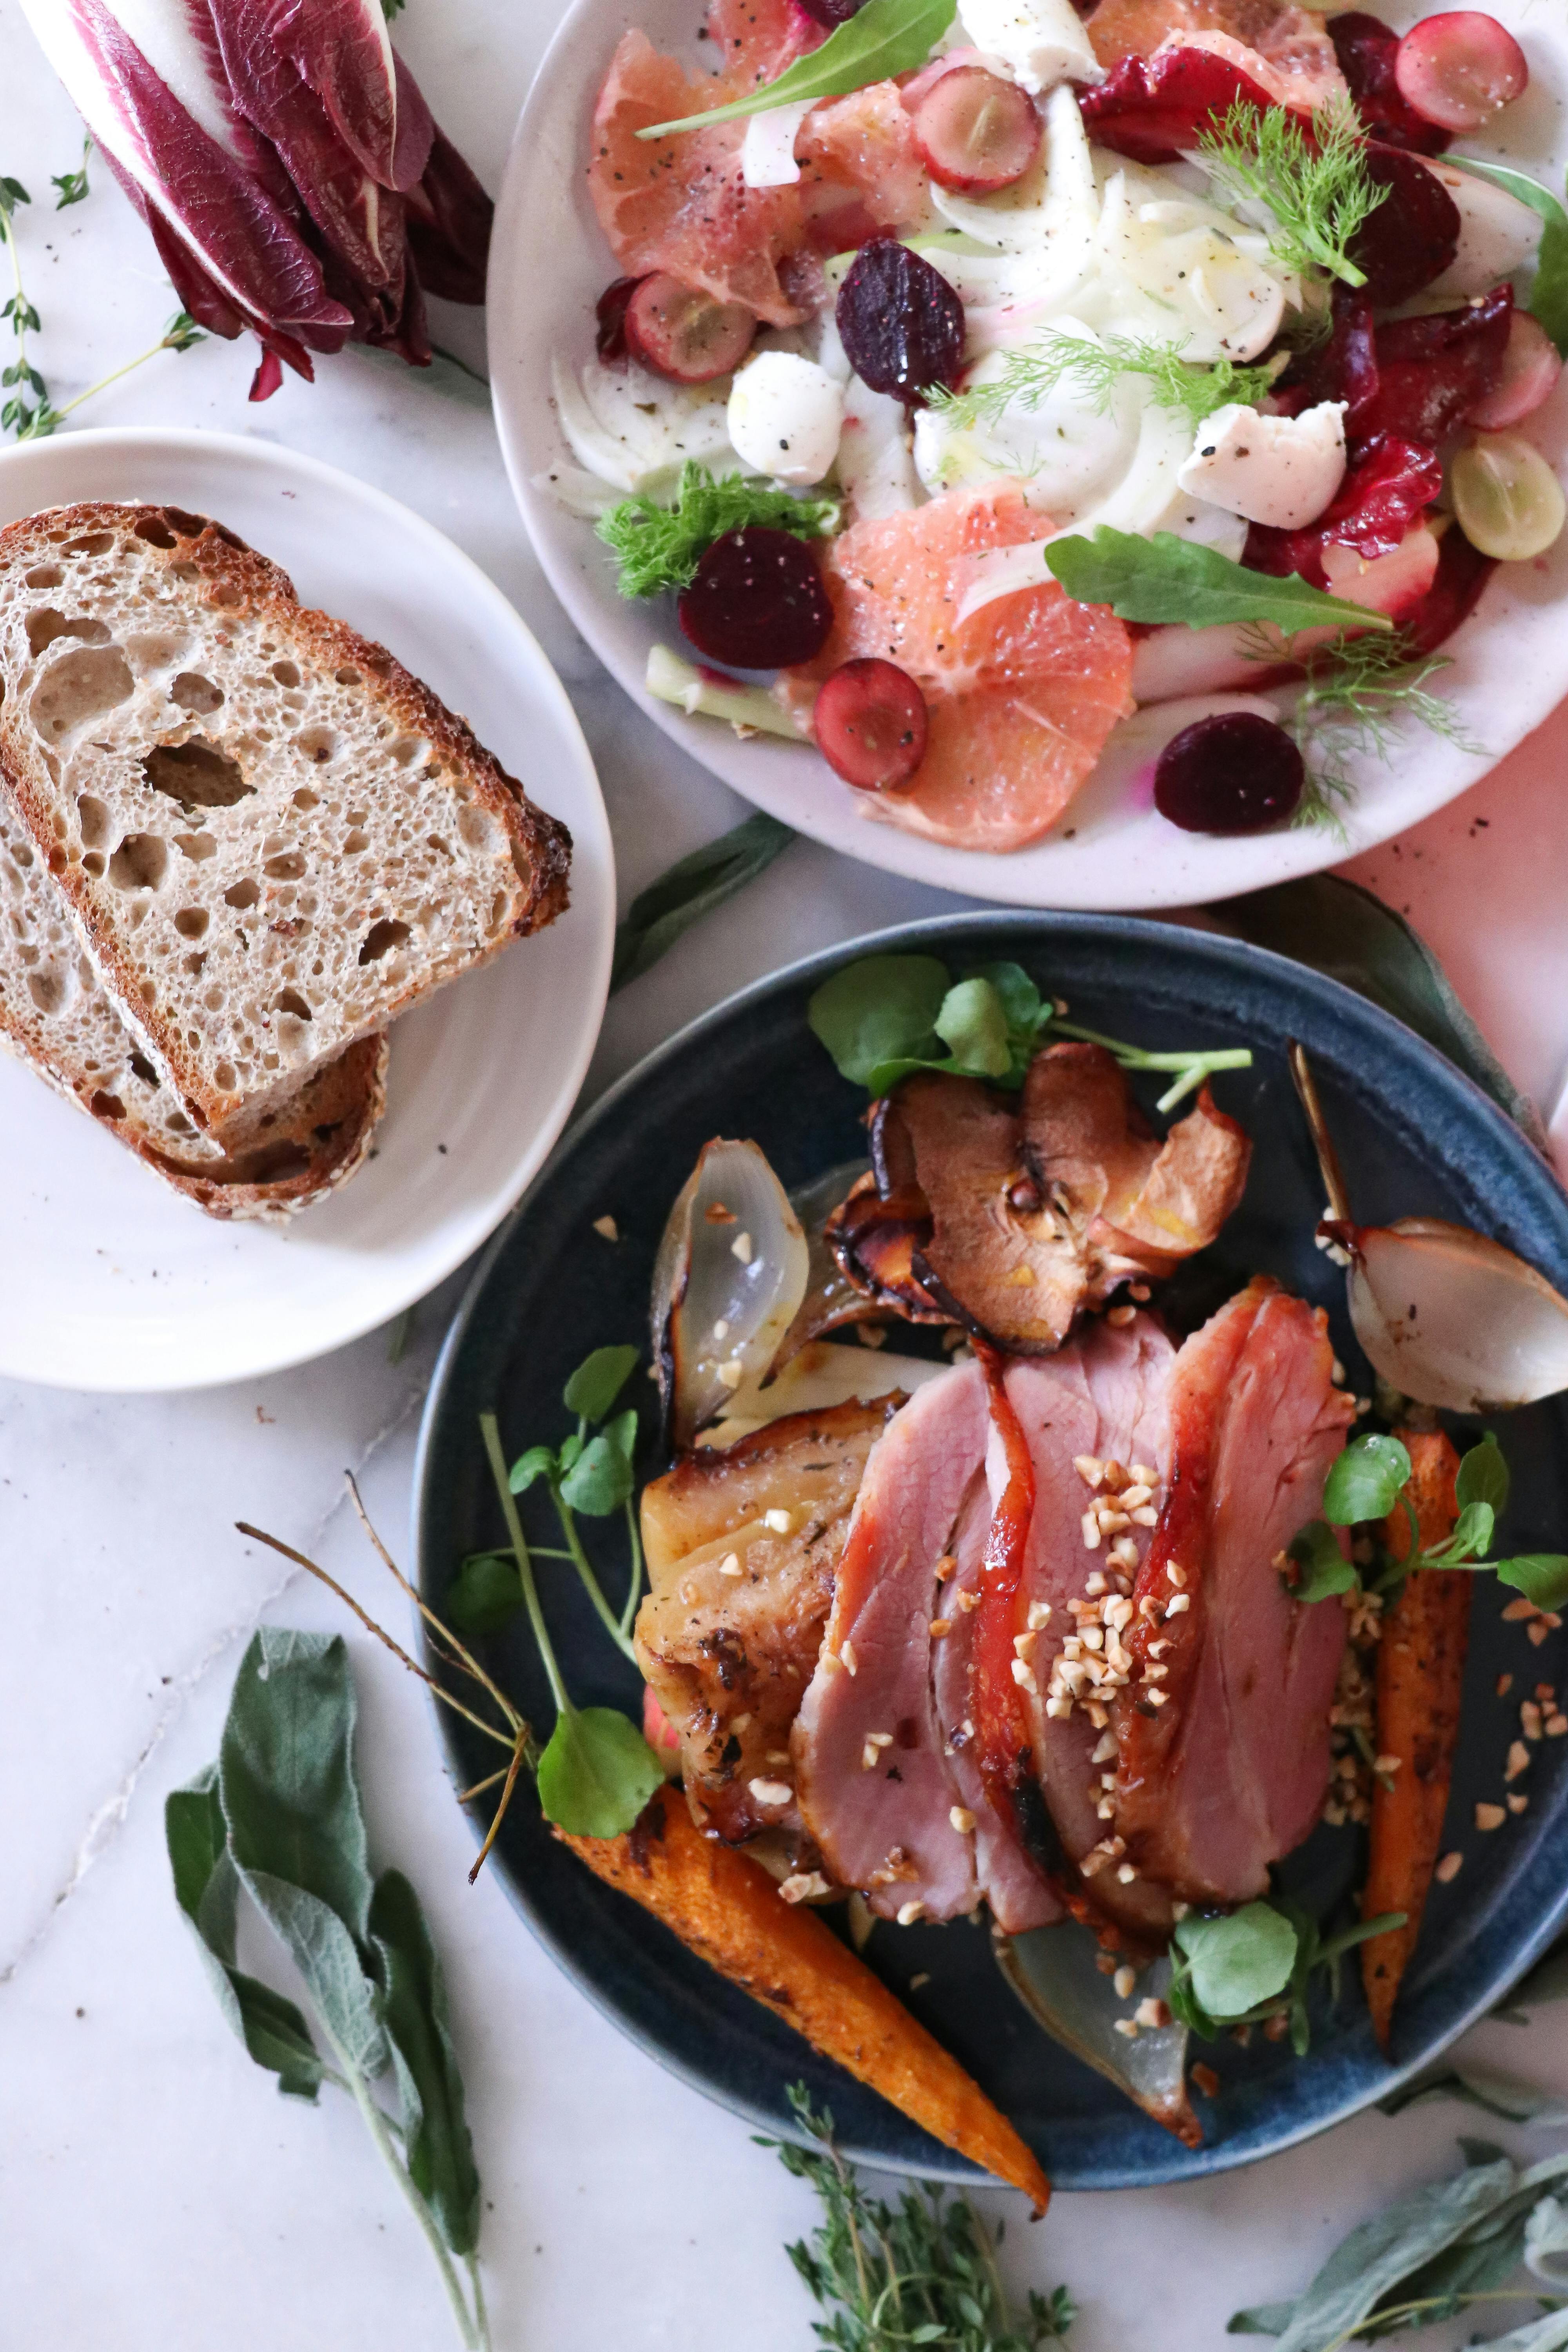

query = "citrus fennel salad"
[{"left": 543, "top": 0, "right": 1566, "bottom": 852}]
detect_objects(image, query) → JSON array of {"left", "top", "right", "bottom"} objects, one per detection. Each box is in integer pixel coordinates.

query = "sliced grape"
[
  {"left": 1466, "top": 312, "right": 1564, "bottom": 431},
  {"left": 595, "top": 277, "right": 639, "bottom": 362},
  {"left": 1154, "top": 712, "right": 1305, "bottom": 835},
  {"left": 678, "top": 528, "right": 834, "bottom": 669},
  {"left": 912, "top": 68, "right": 1042, "bottom": 195},
  {"left": 836, "top": 238, "right": 964, "bottom": 401},
  {"left": 1451, "top": 432, "right": 1567, "bottom": 561},
  {"left": 1328, "top": 11, "right": 1450, "bottom": 153},
  {"left": 626, "top": 275, "right": 757, "bottom": 385},
  {"left": 1348, "top": 144, "right": 1461, "bottom": 306},
  {"left": 813, "top": 659, "right": 928, "bottom": 791},
  {"left": 1394, "top": 13, "right": 1528, "bottom": 134}
]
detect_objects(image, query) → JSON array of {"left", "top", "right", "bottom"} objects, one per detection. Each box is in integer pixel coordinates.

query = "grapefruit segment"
[
  {"left": 799, "top": 82, "right": 929, "bottom": 252},
  {"left": 1085, "top": 0, "right": 1348, "bottom": 111},
  {"left": 782, "top": 486, "right": 1134, "bottom": 851}
]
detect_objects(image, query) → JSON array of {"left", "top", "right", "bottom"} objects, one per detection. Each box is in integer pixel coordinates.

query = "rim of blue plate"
[{"left": 412, "top": 908, "right": 1568, "bottom": 2190}]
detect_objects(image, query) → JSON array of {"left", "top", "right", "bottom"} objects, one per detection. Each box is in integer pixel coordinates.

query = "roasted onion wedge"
[{"left": 653, "top": 1139, "right": 810, "bottom": 1448}]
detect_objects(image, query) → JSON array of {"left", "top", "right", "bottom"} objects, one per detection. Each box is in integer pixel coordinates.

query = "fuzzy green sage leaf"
[
  {"left": 537, "top": 1706, "right": 666, "bottom": 1837},
  {"left": 1047, "top": 529, "right": 1394, "bottom": 635},
  {"left": 369, "top": 1869, "right": 482, "bottom": 2259},
  {"left": 637, "top": 0, "right": 956, "bottom": 138},
  {"left": 612, "top": 811, "right": 796, "bottom": 993}
]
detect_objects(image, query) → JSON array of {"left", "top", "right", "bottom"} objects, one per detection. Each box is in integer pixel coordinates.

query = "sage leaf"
[
  {"left": 370, "top": 1870, "right": 481, "bottom": 2258},
  {"left": 1262, "top": 2155, "right": 1517, "bottom": 2352},
  {"left": 446, "top": 1551, "right": 524, "bottom": 1637},
  {"left": 1207, "top": 876, "right": 1550, "bottom": 1147},
  {"left": 563, "top": 1345, "right": 639, "bottom": 1425},
  {"left": 1288, "top": 1521, "right": 1356, "bottom": 1603},
  {"left": 1457, "top": 1432, "right": 1511, "bottom": 1517},
  {"left": 611, "top": 812, "right": 794, "bottom": 991},
  {"left": 535, "top": 1706, "right": 664, "bottom": 1837},
  {"left": 1526, "top": 2196, "right": 1568, "bottom": 2286},
  {"left": 1498, "top": 1555, "right": 1568, "bottom": 1611},
  {"left": 1448, "top": 158, "right": 1568, "bottom": 357},
  {"left": 1478, "top": 2312, "right": 1568, "bottom": 2352},
  {"left": 559, "top": 1410, "right": 638, "bottom": 1516},
  {"left": 1176, "top": 1903, "right": 1298, "bottom": 2017},
  {"left": 1045, "top": 529, "right": 1392, "bottom": 634},
  {"left": 1379, "top": 2062, "right": 1568, "bottom": 2126},
  {"left": 637, "top": 0, "right": 956, "bottom": 137},
  {"left": 808, "top": 953, "right": 949, "bottom": 1088},
  {"left": 934, "top": 978, "right": 1012, "bottom": 1079},
  {"left": 1323, "top": 1434, "right": 1412, "bottom": 1526},
  {"left": 166, "top": 1769, "right": 325, "bottom": 2099}
]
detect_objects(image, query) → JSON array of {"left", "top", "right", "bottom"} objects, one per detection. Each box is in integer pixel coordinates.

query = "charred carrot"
[
  {"left": 560, "top": 1785, "right": 1051, "bottom": 2211},
  {"left": 1361, "top": 1430, "right": 1470, "bottom": 2052}
]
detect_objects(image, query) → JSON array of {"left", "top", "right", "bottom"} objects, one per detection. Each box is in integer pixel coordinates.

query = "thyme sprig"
[
  {"left": 929, "top": 332, "right": 1273, "bottom": 436},
  {"left": 1197, "top": 97, "right": 1387, "bottom": 288}
]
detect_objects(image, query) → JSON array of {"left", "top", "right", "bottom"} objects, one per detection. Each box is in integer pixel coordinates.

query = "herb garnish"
[
  {"left": 1044, "top": 528, "right": 1393, "bottom": 635},
  {"left": 1263, "top": 630, "right": 1483, "bottom": 838},
  {"left": 928, "top": 332, "right": 1274, "bottom": 436},
  {"left": 1168, "top": 1899, "right": 1403, "bottom": 2056},
  {"left": 1289, "top": 1431, "right": 1568, "bottom": 1612},
  {"left": 599, "top": 461, "right": 839, "bottom": 598},
  {"left": 637, "top": 0, "right": 955, "bottom": 138},
  {"left": 764, "top": 2086, "right": 1076, "bottom": 2351},
  {"left": 809, "top": 953, "right": 1252, "bottom": 1112},
  {"left": 168, "top": 1630, "right": 491, "bottom": 2349},
  {"left": 612, "top": 809, "right": 796, "bottom": 989},
  {"left": 1196, "top": 97, "right": 1388, "bottom": 289}
]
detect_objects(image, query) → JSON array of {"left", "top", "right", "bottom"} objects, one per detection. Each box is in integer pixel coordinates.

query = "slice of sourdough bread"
[
  {"left": 0, "top": 792, "right": 387, "bottom": 1220},
  {"left": 0, "top": 503, "right": 571, "bottom": 1134}
]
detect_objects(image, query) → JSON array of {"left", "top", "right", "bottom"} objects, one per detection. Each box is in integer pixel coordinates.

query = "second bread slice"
[{"left": 0, "top": 503, "right": 571, "bottom": 1134}]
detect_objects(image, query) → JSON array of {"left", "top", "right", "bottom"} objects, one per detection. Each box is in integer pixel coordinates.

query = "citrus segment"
[{"left": 1085, "top": 0, "right": 1348, "bottom": 111}]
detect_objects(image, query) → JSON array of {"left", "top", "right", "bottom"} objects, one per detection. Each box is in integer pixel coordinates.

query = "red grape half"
[
  {"left": 912, "top": 68, "right": 1042, "bottom": 194},
  {"left": 813, "top": 659, "right": 929, "bottom": 791},
  {"left": 626, "top": 275, "right": 757, "bottom": 384}
]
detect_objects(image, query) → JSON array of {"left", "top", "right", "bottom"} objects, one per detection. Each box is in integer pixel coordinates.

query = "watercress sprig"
[
  {"left": 1196, "top": 96, "right": 1388, "bottom": 289},
  {"left": 1168, "top": 1898, "right": 1404, "bottom": 2056},
  {"left": 808, "top": 953, "right": 1252, "bottom": 1112},
  {"left": 928, "top": 332, "right": 1275, "bottom": 436},
  {"left": 637, "top": 0, "right": 955, "bottom": 138},
  {"left": 1290, "top": 1431, "right": 1568, "bottom": 1612},
  {"left": 599, "top": 461, "right": 838, "bottom": 598}
]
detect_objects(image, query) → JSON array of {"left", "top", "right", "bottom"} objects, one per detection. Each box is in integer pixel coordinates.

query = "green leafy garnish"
[
  {"left": 1293, "top": 1430, "right": 1568, "bottom": 1613},
  {"left": 1045, "top": 528, "right": 1394, "bottom": 635},
  {"left": 808, "top": 952, "right": 1252, "bottom": 1111},
  {"left": 597, "top": 461, "right": 838, "bottom": 598},
  {"left": 928, "top": 331, "right": 1274, "bottom": 435},
  {"left": 612, "top": 811, "right": 796, "bottom": 991},
  {"left": 1169, "top": 1899, "right": 1405, "bottom": 2055},
  {"left": 169, "top": 1632, "right": 491, "bottom": 2348},
  {"left": 763, "top": 2087, "right": 1076, "bottom": 2350},
  {"left": 636, "top": 0, "right": 955, "bottom": 138},
  {"left": 1197, "top": 96, "right": 1388, "bottom": 289},
  {"left": 1448, "top": 156, "right": 1568, "bottom": 358},
  {"left": 50, "top": 137, "right": 91, "bottom": 209},
  {"left": 1271, "top": 630, "right": 1484, "bottom": 837}
]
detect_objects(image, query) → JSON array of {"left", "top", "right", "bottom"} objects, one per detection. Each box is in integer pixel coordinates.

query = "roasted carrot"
[
  {"left": 1361, "top": 1429, "right": 1471, "bottom": 2051},
  {"left": 561, "top": 1785, "right": 1051, "bottom": 2211}
]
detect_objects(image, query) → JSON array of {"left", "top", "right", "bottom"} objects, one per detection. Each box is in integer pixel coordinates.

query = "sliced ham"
[{"left": 1111, "top": 1279, "right": 1354, "bottom": 1903}]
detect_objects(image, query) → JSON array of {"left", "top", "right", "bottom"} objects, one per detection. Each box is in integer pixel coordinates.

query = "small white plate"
[
  {"left": 0, "top": 429, "right": 614, "bottom": 1392},
  {"left": 488, "top": 0, "right": 1568, "bottom": 910}
]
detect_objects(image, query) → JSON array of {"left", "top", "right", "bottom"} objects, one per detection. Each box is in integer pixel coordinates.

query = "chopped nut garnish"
[
  {"left": 730, "top": 1230, "right": 753, "bottom": 1263},
  {"left": 719, "top": 1552, "right": 742, "bottom": 1578},
  {"left": 716, "top": 1359, "right": 745, "bottom": 1390},
  {"left": 1497, "top": 1673, "right": 1515, "bottom": 1697},
  {"left": 1102, "top": 1461, "right": 1129, "bottom": 1492},
  {"left": 748, "top": 1778, "right": 792, "bottom": 1806},
  {"left": 1165, "top": 1593, "right": 1191, "bottom": 1618},
  {"left": 1475, "top": 1802, "right": 1506, "bottom": 1831},
  {"left": 1028, "top": 1601, "right": 1053, "bottom": 1630},
  {"left": 1113, "top": 2017, "right": 1140, "bottom": 2039},
  {"left": 841, "top": 1640, "right": 858, "bottom": 1676},
  {"left": 1116, "top": 1862, "right": 1138, "bottom": 1884},
  {"left": 1114, "top": 1964, "right": 1137, "bottom": 1998},
  {"left": 1373, "top": 1753, "right": 1401, "bottom": 1775},
  {"left": 855, "top": 1323, "right": 887, "bottom": 1348},
  {"left": 1522, "top": 1700, "right": 1544, "bottom": 1740},
  {"left": 1011, "top": 1659, "right": 1038, "bottom": 1692},
  {"left": 1121, "top": 1484, "right": 1153, "bottom": 1510},
  {"left": 950, "top": 1806, "right": 976, "bottom": 1834},
  {"left": 929, "top": 1617, "right": 953, "bottom": 1639},
  {"left": 779, "top": 1872, "right": 829, "bottom": 1904},
  {"left": 1074, "top": 1455, "right": 1103, "bottom": 1487},
  {"left": 592, "top": 1214, "right": 618, "bottom": 1241},
  {"left": 896, "top": 1899, "right": 926, "bottom": 1927},
  {"left": 1506, "top": 1739, "right": 1532, "bottom": 1782},
  {"left": 935, "top": 1554, "right": 957, "bottom": 1582},
  {"left": 1191, "top": 2063, "right": 1220, "bottom": 2098},
  {"left": 1167, "top": 1562, "right": 1188, "bottom": 1589},
  {"left": 1107, "top": 1304, "right": 1136, "bottom": 1327},
  {"left": 1082, "top": 1510, "right": 1102, "bottom": 1552},
  {"left": 763, "top": 1508, "right": 794, "bottom": 1535},
  {"left": 1134, "top": 1996, "right": 1169, "bottom": 2029},
  {"left": 1146, "top": 1687, "right": 1170, "bottom": 1707},
  {"left": 955, "top": 1589, "right": 980, "bottom": 1614},
  {"left": 1508, "top": 1793, "right": 1529, "bottom": 1815},
  {"left": 1503, "top": 1597, "right": 1539, "bottom": 1622},
  {"left": 1091, "top": 1730, "right": 1118, "bottom": 1764},
  {"left": 1436, "top": 1850, "right": 1464, "bottom": 1883},
  {"left": 1548, "top": 1714, "right": 1568, "bottom": 1737}
]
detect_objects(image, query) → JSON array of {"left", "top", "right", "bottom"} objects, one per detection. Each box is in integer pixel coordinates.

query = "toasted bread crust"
[{"left": 0, "top": 503, "right": 572, "bottom": 1130}]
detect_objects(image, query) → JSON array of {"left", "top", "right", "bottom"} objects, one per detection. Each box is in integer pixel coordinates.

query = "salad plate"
[
  {"left": 489, "top": 0, "right": 1568, "bottom": 910},
  {"left": 415, "top": 911, "right": 1568, "bottom": 2189},
  {"left": 0, "top": 430, "right": 614, "bottom": 1392}
]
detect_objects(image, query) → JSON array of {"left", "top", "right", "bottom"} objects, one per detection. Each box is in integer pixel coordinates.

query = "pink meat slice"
[
  {"left": 1004, "top": 1316, "right": 1176, "bottom": 1939},
  {"left": 793, "top": 1362, "right": 987, "bottom": 1920},
  {"left": 1113, "top": 1280, "right": 1354, "bottom": 1903}
]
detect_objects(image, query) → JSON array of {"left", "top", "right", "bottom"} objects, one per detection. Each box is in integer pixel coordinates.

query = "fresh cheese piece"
[
  {"left": 740, "top": 100, "right": 814, "bottom": 189},
  {"left": 1177, "top": 401, "right": 1348, "bottom": 530},
  {"left": 727, "top": 351, "right": 845, "bottom": 486},
  {"left": 955, "top": 0, "right": 1103, "bottom": 94}
]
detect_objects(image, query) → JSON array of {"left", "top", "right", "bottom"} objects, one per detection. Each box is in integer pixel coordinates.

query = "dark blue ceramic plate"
[{"left": 413, "top": 913, "right": 1568, "bottom": 2190}]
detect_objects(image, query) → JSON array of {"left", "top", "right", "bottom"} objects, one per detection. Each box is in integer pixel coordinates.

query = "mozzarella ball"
[{"left": 727, "top": 352, "right": 845, "bottom": 487}]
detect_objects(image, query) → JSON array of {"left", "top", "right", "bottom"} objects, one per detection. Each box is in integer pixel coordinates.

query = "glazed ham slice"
[{"left": 1111, "top": 1280, "right": 1355, "bottom": 1903}]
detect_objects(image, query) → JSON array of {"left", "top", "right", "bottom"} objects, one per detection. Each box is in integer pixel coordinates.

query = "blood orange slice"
[
  {"left": 781, "top": 486, "right": 1134, "bottom": 852},
  {"left": 1085, "top": 0, "right": 1348, "bottom": 111}
]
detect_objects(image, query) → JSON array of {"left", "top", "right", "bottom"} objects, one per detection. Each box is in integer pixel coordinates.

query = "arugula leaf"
[
  {"left": 1448, "top": 157, "right": 1568, "bottom": 357},
  {"left": 1498, "top": 1555, "right": 1568, "bottom": 1612},
  {"left": 612, "top": 812, "right": 795, "bottom": 992},
  {"left": 1287, "top": 1520, "right": 1356, "bottom": 1602},
  {"left": 564, "top": 1345, "right": 639, "bottom": 1425},
  {"left": 929, "top": 330, "right": 1274, "bottom": 436},
  {"left": 1198, "top": 96, "right": 1387, "bottom": 288},
  {"left": 446, "top": 1550, "right": 524, "bottom": 1636},
  {"left": 597, "top": 462, "right": 838, "bottom": 597},
  {"left": 536, "top": 1706, "right": 666, "bottom": 1837},
  {"left": 369, "top": 1870, "right": 481, "bottom": 2258},
  {"left": 1045, "top": 529, "right": 1393, "bottom": 634},
  {"left": 1322, "top": 1433, "right": 1412, "bottom": 1526},
  {"left": 637, "top": 0, "right": 955, "bottom": 137},
  {"left": 1176, "top": 1903, "right": 1297, "bottom": 2018},
  {"left": 1458, "top": 1432, "right": 1511, "bottom": 1518}
]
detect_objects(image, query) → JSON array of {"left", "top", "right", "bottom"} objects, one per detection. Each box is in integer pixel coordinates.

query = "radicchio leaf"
[
  {"left": 1357, "top": 285, "right": 1514, "bottom": 446},
  {"left": 1245, "top": 436, "right": 1444, "bottom": 584},
  {"left": 1077, "top": 44, "right": 1283, "bottom": 166}
]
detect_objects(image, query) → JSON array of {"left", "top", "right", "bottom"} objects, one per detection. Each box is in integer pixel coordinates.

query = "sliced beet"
[
  {"left": 1328, "top": 12, "right": 1450, "bottom": 153},
  {"left": 1077, "top": 46, "right": 1283, "bottom": 166},
  {"left": 1395, "top": 12, "right": 1528, "bottom": 134},
  {"left": 1271, "top": 283, "right": 1380, "bottom": 436},
  {"left": 1358, "top": 283, "right": 1514, "bottom": 445},
  {"left": 813, "top": 659, "right": 928, "bottom": 791},
  {"left": 835, "top": 237, "right": 964, "bottom": 401},
  {"left": 595, "top": 276, "right": 640, "bottom": 363},
  {"left": 911, "top": 67, "right": 1042, "bottom": 195},
  {"left": 1346, "top": 143, "right": 1461, "bottom": 307},
  {"left": 797, "top": 0, "right": 865, "bottom": 23},
  {"left": 678, "top": 528, "right": 833, "bottom": 669},
  {"left": 1400, "top": 512, "right": 1497, "bottom": 655},
  {"left": 1154, "top": 713, "right": 1305, "bottom": 835},
  {"left": 1245, "top": 435, "right": 1444, "bottom": 584},
  {"left": 625, "top": 274, "right": 757, "bottom": 385}
]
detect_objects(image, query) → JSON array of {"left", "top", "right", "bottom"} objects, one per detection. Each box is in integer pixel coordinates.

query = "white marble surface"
[{"left": 4, "top": 4, "right": 1568, "bottom": 2344}]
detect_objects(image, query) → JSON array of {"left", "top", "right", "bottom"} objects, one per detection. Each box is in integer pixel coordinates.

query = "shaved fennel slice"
[
  {"left": 932, "top": 83, "right": 1098, "bottom": 255},
  {"left": 740, "top": 99, "right": 813, "bottom": 187},
  {"left": 646, "top": 646, "right": 809, "bottom": 739},
  {"left": 552, "top": 353, "right": 740, "bottom": 495},
  {"left": 1091, "top": 167, "right": 1286, "bottom": 364},
  {"left": 533, "top": 464, "right": 624, "bottom": 519},
  {"left": 838, "top": 375, "right": 923, "bottom": 521}
]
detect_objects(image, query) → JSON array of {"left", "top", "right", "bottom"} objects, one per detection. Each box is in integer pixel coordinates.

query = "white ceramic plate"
[
  {"left": 488, "top": 0, "right": 1568, "bottom": 910},
  {"left": 0, "top": 429, "right": 614, "bottom": 1392}
]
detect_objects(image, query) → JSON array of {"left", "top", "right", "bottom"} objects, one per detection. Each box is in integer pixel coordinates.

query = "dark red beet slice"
[
  {"left": 1401, "top": 515, "right": 1496, "bottom": 655},
  {"left": 912, "top": 67, "right": 1042, "bottom": 194},
  {"left": 626, "top": 274, "right": 757, "bottom": 384},
  {"left": 595, "top": 276, "right": 639, "bottom": 362},
  {"left": 813, "top": 659, "right": 929, "bottom": 790},
  {"left": 1357, "top": 284, "right": 1513, "bottom": 444},
  {"left": 678, "top": 528, "right": 833, "bottom": 669},
  {"left": 1077, "top": 46, "right": 1283, "bottom": 165},
  {"left": 798, "top": 0, "right": 865, "bottom": 24},
  {"left": 1346, "top": 143, "right": 1461, "bottom": 307},
  {"left": 836, "top": 237, "right": 963, "bottom": 400},
  {"left": 1155, "top": 713, "right": 1305, "bottom": 835},
  {"left": 1245, "top": 435, "right": 1444, "bottom": 584},
  {"left": 1329, "top": 12, "right": 1450, "bottom": 153},
  {"left": 1271, "top": 283, "right": 1380, "bottom": 436},
  {"left": 1395, "top": 12, "right": 1528, "bottom": 134}
]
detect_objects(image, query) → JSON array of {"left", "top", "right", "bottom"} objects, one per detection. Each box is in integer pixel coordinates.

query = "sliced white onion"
[
  {"left": 652, "top": 1140, "right": 811, "bottom": 1447},
  {"left": 1341, "top": 1218, "right": 1568, "bottom": 1412}
]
